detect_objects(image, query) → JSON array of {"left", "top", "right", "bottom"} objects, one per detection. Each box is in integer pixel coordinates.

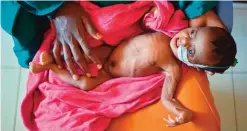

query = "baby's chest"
[{"left": 130, "top": 42, "right": 171, "bottom": 62}]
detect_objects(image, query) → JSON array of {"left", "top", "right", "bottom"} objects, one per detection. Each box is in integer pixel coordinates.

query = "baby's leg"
[
  {"left": 30, "top": 52, "right": 111, "bottom": 91},
  {"left": 162, "top": 98, "right": 193, "bottom": 127},
  {"left": 29, "top": 52, "right": 56, "bottom": 73}
]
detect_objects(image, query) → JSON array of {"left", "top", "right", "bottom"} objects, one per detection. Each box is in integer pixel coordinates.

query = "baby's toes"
[
  {"left": 29, "top": 62, "right": 44, "bottom": 74},
  {"left": 40, "top": 52, "right": 47, "bottom": 65},
  {"left": 29, "top": 62, "right": 36, "bottom": 73},
  {"left": 40, "top": 52, "right": 53, "bottom": 65}
]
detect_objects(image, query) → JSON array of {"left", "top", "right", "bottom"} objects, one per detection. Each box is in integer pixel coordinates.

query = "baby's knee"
[{"left": 79, "top": 70, "right": 111, "bottom": 91}]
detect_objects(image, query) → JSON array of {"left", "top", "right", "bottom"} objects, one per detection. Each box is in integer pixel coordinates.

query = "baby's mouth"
[{"left": 174, "top": 37, "right": 180, "bottom": 48}]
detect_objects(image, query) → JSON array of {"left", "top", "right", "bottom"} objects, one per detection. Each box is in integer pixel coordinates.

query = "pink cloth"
[{"left": 21, "top": 1, "right": 188, "bottom": 131}]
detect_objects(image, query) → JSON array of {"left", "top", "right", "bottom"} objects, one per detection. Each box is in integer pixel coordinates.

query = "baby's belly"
[
  {"left": 107, "top": 56, "right": 161, "bottom": 77},
  {"left": 106, "top": 35, "right": 163, "bottom": 77}
]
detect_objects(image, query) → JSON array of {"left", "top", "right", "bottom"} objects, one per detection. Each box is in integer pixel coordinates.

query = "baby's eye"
[
  {"left": 189, "top": 29, "right": 196, "bottom": 38},
  {"left": 187, "top": 47, "right": 195, "bottom": 57}
]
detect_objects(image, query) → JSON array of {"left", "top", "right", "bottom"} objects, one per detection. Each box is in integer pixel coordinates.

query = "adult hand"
[{"left": 52, "top": 2, "right": 102, "bottom": 80}]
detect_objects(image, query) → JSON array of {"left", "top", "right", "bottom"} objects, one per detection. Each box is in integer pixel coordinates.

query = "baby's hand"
[
  {"left": 163, "top": 115, "right": 180, "bottom": 127},
  {"left": 163, "top": 109, "right": 193, "bottom": 127}
]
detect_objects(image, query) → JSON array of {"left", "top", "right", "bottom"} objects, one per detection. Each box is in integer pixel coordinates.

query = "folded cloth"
[{"left": 21, "top": 1, "right": 188, "bottom": 131}]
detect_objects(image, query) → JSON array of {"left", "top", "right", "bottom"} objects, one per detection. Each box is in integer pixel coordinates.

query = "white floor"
[{"left": 1, "top": 3, "right": 247, "bottom": 131}]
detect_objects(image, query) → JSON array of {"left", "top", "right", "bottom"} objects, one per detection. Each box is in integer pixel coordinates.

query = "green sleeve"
[
  {"left": 1, "top": 1, "right": 52, "bottom": 68},
  {"left": 174, "top": 1, "right": 218, "bottom": 19},
  {"left": 17, "top": 1, "right": 64, "bottom": 18},
  {"left": 1, "top": 1, "right": 21, "bottom": 35}
]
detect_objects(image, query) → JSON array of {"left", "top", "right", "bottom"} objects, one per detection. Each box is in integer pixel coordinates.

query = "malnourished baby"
[{"left": 30, "top": 26, "right": 237, "bottom": 126}]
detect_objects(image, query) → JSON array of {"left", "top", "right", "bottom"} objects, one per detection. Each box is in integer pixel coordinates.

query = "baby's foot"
[
  {"left": 29, "top": 62, "right": 48, "bottom": 74},
  {"left": 40, "top": 51, "right": 54, "bottom": 65}
]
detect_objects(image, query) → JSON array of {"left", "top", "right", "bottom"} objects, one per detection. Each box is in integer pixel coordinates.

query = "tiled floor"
[{"left": 1, "top": 3, "right": 247, "bottom": 131}]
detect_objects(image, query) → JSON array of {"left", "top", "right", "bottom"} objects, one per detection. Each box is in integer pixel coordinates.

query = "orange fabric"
[{"left": 107, "top": 68, "right": 220, "bottom": 131}]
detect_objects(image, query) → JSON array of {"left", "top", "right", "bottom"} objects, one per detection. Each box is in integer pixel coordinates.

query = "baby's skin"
[{"left": 30, "top": 32, "right": 192, "bottom": 127}]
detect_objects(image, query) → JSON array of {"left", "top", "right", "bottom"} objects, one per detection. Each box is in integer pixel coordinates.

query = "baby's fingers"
[{"left": 163, "top": 115, "right": 177, "bottom": 127}]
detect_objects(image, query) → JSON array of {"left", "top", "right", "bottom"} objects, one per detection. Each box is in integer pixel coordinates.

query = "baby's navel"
[
  {"left": 110, "top": 60, "right": 116, "bottom": 67},
  {"left": 150, "top": 61, "right": 156, "bottom": 66}
]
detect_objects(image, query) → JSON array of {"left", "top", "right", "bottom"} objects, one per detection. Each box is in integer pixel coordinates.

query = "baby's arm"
[
  {"left": 158, "top": 61, "right": 192, "bottom": 126},
  {"left": 30, "top": 52, "right": 111, "bottom": 91},
  {"left": 161, "top": 64, "right": 181, "bottom": 100}
]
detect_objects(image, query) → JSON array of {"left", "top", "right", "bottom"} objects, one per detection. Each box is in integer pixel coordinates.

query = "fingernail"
[
  {"left": 96, "top": 33, "right": 102, "bottom": 39},
  {"left": 86, "top": 73, "right": 91, "bottom": 78},
  {"left": 73, "top": 75, "right": 79, "bottom": 80},
  {"left": 97, "top": 64, "right": 102, "bottom": 69},
  {"left": 58, "top": 65, "right": 62, "bottom": 69}
]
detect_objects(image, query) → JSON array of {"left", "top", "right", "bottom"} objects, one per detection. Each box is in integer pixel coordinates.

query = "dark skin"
[{"left": 52, "top": 2, "right": 103, "bottom": 80}]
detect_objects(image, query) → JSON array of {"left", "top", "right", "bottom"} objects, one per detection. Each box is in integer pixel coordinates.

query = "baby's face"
[{"left": 170, "top": 27, "right": 218, "bottom": 66}]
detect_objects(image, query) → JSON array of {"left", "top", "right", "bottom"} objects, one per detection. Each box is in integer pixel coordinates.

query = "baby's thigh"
[{"left": 82, "top": 70, "right": 112, "bottom": 90}]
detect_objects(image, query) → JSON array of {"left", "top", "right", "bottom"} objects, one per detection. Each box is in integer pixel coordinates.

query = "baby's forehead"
[
  {"left": 198, "top": 27, "right": 224, "bottom": 39},
  {"left": 195, "top": 28, "right": 220, "bottom": 65}
]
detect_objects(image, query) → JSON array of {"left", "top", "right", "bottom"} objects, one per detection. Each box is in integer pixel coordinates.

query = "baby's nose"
[{"left": 180, "top": 37, "right": 190, "bottom": 48}]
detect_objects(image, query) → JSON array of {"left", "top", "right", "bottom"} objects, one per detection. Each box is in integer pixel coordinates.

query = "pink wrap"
[{"left": 21, "top": 1, "right": 188, "bottom": 131}]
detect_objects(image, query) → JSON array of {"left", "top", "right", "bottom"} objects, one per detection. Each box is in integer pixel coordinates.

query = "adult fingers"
[
  {"left": 73, "top": 25, "right": 102, "bottom": 70},
  {"left": 53, "top": 39, "right": 63, "bottom": 69},
  {"left": 63, "top": 44, "right": 78, "bottom": 80},
  {"left": 86, "top": 51, "right": 102, "bottom": 69},
  {"left": 81, "top": 15, "right": 102, "bottom": 40},
  {"left": 69, "top": 36, "right": 91, "bottom": 76}
]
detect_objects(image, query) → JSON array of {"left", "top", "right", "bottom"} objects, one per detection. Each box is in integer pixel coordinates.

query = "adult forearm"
[{"left": 189, "top": 9, "right": 228, "bottom": 31}]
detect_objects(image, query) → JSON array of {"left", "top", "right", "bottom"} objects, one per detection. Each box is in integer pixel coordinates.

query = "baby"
[{"left": 30, "top": 26, "right": 237, "bottom": 127}]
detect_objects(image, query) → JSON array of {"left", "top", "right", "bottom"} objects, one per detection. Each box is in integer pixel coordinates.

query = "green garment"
[
  {"left": 1, "top": 1, "right": 217, "bottom": 68},
  {"left": 173, "top": 1, "right": 218, "bottom": 18},
  {"left": 1, "top": 1, "right": 62, "bottom": 68}
]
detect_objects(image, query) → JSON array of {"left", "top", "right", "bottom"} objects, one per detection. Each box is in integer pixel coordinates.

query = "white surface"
[
  {"left": 1, "top": 28, "right": 19, "bottom": 68},
  {"left": 14, "top": 69, "right": 28, "bottom": 131},
  {"left": 208, "top": 72, "right": 237, "bottom": 131},
  {"left": 1, "top": 69, "right": 21, "bottom": 131},
  {"left": 231, "top": 8, "right": 247, "bottom": 73},
  {"left": 233, "top": 74, "right": 247, "bottom": 131}
]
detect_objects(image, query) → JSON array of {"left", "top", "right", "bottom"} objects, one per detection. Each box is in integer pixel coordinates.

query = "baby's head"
[{"left": 170, "top": 27, "right": 237, "bottom": 73}]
